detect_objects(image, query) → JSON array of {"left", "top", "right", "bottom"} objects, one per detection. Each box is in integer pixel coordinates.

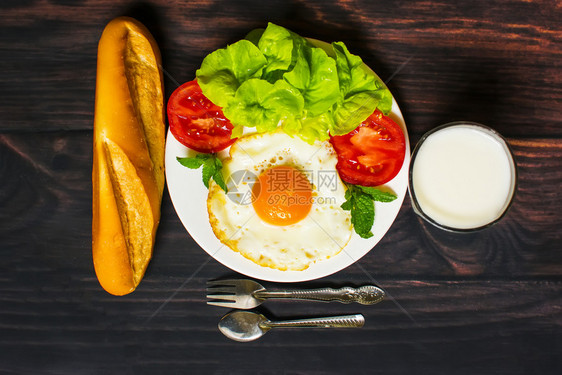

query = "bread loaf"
[{"left": 92, "top": 17, "right": 165, "bottom": 295}]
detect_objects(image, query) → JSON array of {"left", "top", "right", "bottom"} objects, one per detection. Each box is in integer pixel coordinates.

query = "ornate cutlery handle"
[
  {"left": 254, "top": 286, "right": 385, "bottom": 305},
  {"left": 263, "top": 314, "right": 365, "bottom": 329}
]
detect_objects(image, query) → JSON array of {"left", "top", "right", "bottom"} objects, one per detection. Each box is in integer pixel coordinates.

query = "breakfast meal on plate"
[
  {"left": 207, "top": 131, "right": 352, "bottom": 270},
  {"left": 92, "top": 17, "right": 165, "bottom": 295},
  {"left": 168, "top": 22, "right": 406, "bottom": 270}
]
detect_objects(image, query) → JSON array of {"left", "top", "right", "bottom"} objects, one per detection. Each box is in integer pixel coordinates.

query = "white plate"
[{"left": 165, "top": 41, "right": 410, "bottom": 282}]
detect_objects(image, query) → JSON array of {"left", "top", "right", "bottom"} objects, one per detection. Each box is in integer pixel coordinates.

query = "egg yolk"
[{"left": 252, "top": 166, "right": 313, "bottom": 226}]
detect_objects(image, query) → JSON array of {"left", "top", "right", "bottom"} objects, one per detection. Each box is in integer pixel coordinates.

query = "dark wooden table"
[{"left": 1, "top": 0, "right": 561, "bottom": 374}]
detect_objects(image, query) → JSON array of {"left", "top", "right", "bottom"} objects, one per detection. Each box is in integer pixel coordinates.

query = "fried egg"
[{"left": 207, "top": 131, "right": 352, "bottom": 271}]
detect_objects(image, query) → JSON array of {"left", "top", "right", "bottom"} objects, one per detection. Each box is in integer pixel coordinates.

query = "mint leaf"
[
  {"left": 340, "top": 199, "right": 353, "bottom": 211},
  {"left": 176, "top": 156, "right": 207, "bottom": 169},
  {"left": 177, "top": 154, "right": 228, "bottom": 193},
  {"left": 341, "top": 184, "right": 396, "bottom": 239},
  {"left": 357, "top": 186, "right": 397, "bottom": 202},
  {"left": 352, "top": 193, "right": 374, "bottom": 239},
  {"left": 213, "top": 168, "right": 228, "bottom": 193},
  {"left": 201, "top": 158, "right": 216, "bottom": 188},
  {"left": 344, "top": 187, "right": 353, "bottom": 200}
]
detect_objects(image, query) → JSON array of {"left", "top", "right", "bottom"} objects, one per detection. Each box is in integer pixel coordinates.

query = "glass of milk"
[{"left": 408, "top": 122, "right": 517, "bottom": 232}]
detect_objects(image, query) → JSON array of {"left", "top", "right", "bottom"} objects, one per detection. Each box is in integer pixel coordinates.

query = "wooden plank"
[
  {"left": 0, "top": 0, "right": 560, "bottom": 135},
  {"left": 1, "top": 132, "right": 561, "bottom": 283},
  {"left": 0, "top": 276, "right": 559, "bottom": 374}
]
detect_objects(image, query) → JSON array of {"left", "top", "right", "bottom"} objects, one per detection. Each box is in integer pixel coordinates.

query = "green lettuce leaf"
[
  {"left": 245, "top": 28, "right": 265, "bottom": 46},
  {"left": 330, "top": 42, "right": 392, "bottom": 135},
  {"left": 284, "top": 46, "right": 339, "bottom": 117},
  {"left": 285, "top": 112, "right": 332, "bottom": 144},
  {"left": 374, "top": 80, "right": 393, "bottom": 114},
  {"left": 258, "top": 23, "right": 298, "bottom": 82},
  {"left": 196, "top": 40, "right": 267, "bottom": 107},
  {"left": 223, "top": 79, "right": 304, "bottom": 133},
  {"left": 195, "top": 24, "right": 393, "bottom": 142}
]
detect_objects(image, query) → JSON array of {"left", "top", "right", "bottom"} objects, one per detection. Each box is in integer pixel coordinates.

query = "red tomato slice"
[
  {"left": 167, "top": 80, "right": 237, "bottom": 153},
  {"left": 330, "top": 109, "right": 406, "bottom": 186}
]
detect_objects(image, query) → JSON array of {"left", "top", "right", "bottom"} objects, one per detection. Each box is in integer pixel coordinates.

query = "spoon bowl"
[
  {"left": 218, "top": 310, "right": 365, "bottom": 342},
  {"left": 218, "top": 311, "right": 271, "bottom": 342}
]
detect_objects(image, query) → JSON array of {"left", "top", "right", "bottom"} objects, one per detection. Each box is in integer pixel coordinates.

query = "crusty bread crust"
[{"left": 92, "top": 17, "right": 165, "bottom": 295}]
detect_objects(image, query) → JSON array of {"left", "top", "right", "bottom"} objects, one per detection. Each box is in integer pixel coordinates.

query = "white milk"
[{"left": 410, "top": 124, "right": 516, "bottom": 230}]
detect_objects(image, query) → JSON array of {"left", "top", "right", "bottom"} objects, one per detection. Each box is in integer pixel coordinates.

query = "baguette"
[{"left": 92, "top": 17, "right": 165, "bottom": 295}]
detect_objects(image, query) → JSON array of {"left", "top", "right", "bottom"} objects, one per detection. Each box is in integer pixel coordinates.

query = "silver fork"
[{"left": 206, "top": 279, "right": 386, "bottom": 309}]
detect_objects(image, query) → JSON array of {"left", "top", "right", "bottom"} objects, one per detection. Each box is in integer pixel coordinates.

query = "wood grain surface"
[{"left": 0, "top": 0, "right": 561, "bottom": 374}]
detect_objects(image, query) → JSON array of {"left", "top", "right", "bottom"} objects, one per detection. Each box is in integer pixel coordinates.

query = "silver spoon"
[{"left": 218, "top": 310, "right": 365, "bottom": 342}]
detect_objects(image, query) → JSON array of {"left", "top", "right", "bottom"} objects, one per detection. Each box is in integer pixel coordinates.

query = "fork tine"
[
  {"left": 206, "top": 292, "right": 237, "bottom": 300},
  {"left": 206, "top": 300, "right": 237, "bottom": 308},
  {"left": 206, "top": 279, "right": 239, "bottom": 286},
  {"left": 207, "top": 294, "right": 236, "bottom": 304},
  {"left": 205, "top": 286, "right": 236, "bottom": 294}
]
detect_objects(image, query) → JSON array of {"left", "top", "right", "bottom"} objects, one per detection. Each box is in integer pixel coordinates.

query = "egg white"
[{"left": 207, "top": 131, "right": 352, "bottom": 271}]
